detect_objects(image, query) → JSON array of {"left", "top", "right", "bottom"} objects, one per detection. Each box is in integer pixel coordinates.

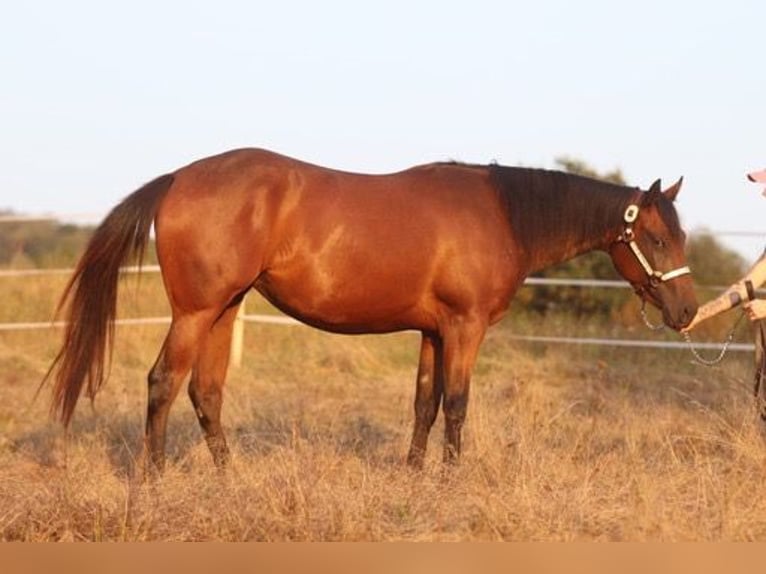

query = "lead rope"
[{"left": 640, "top": 300, "right": 744, "bottom": 366}]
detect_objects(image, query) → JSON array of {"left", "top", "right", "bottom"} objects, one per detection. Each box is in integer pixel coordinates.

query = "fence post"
[{"left": 230, "top": 297, "right": 245, "bottom": 369}]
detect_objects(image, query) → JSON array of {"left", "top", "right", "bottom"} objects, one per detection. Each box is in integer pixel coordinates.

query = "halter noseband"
[{"left": 617, "top": 204, "right": 691, "bottom": 287}]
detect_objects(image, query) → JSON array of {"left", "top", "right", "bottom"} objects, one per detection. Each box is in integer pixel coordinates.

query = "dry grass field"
[{"left": 1, "top": 273, "right": 766, "bottom": 541}]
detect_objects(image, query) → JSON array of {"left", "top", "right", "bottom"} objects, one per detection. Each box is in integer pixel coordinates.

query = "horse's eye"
[{"left": 655, "top": 238, "right": 665, "bottom": 248}]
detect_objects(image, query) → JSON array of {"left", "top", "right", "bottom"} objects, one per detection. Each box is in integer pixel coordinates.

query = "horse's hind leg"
[
  {"left": 188, "top": 301, "right": 243, "bottom": 468},
  {"left": 146, "top": 311, "right": 217, "bottom": 472},
  {"left": 440, "top": 316, "right": 486, "bottom": 464},
  {"left": 406, "top": 333, "right": 443, "bottom": 469}
]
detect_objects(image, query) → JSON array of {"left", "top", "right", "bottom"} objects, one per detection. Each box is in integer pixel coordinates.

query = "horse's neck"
[
  {"left": 522, "top": 187, "right": 632, "bottom": 274},
  {"left": 525, "top": 228, "right": 613, "bottom": 273}
]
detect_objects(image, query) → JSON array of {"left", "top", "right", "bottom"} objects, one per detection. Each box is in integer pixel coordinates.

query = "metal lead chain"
[
  {"left": 640, "top": 301, "right": 744, "bottom": 366},
  {"left": 683, "top": 330, "right": 736, "bottom": 366},
  {"left": 639, "top": 301, "right": 666, "bottom": 331},
  {"left": 682, "top": 313, "right": 745, "bottom": 367}
]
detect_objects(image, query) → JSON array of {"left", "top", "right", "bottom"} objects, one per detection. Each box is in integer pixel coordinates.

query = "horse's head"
[{"left": 608, "top": 178, "right": 697, "bottom": 330}]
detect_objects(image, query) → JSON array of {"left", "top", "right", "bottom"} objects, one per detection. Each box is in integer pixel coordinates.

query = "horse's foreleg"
[
  {"left": 146, "top": 311, "right": 215, "bottom": 473},
  {"left": 440, "top": 316, "right": 486, "bottom": 464},
  {"left": 188, "top": 302, "right": 242, "bottom": 468},
  {"left": 406, "top": 333, "right": 443, "bottom": 469}
]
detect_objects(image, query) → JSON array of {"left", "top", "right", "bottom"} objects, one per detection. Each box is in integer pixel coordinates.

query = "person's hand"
[
  {"left": 744, "top": 300, "right": 766, "bottom": 321},
  {"left": 681, "top": 311, "right": 703, "bottom": 333}
]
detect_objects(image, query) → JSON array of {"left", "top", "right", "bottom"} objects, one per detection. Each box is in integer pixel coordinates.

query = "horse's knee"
[
  {"left": 415, "top": 397, "right": 439, "bottom": 427},
  {"left": 189, "top": 379, "right": 221, "bottom": 407},
  {"left": 147, "top": 365, "right": 174, "bottom": 416},
  {"left": 187, "top": 379, "right": 202, "bottom": 406},
  {"left": 442, "top": 393, "right": 468, "bottom": 462},
  {"left": 443, "top": 393, "right": 468, "bottom": 425},
  {"left": 188, "top": 379, "right": 224, "bottom": 426}
]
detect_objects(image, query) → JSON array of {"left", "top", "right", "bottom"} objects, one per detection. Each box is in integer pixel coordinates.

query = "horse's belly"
[{"left": 254, "top": 266, "right": 433, "bottom": 334}]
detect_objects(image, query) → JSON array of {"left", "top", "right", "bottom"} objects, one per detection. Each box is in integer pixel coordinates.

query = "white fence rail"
[{"left": 0, "top": 268, "right": 755, "bottom": 365}]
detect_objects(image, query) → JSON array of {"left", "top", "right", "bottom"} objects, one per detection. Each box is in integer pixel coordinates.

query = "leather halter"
[{"left": 616, "top": 204, "right": 691, "bottom": 288}]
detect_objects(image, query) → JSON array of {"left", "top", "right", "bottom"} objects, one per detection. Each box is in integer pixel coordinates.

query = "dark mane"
[
  {"left": 487, "top": 165, "right": 638, "bottom": 270},
  {"left": 438, "top": 159, "right": 496, "bottom": 167}
]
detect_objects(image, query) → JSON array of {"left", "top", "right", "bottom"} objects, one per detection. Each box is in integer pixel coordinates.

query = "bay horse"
[{"left": 45, "top": 148, "right": 697, "bottom": 470}]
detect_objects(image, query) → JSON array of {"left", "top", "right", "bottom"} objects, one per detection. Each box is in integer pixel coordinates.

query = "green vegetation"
[
  {"left": 0, "top": 210, "right": 157, "bottom": 269},
  {"left": 0, "top": 212, "right": 95, "bottom": 268}
]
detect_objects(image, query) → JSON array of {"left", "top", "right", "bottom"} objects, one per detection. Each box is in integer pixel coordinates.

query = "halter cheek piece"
[{"left": 617, "top": 204, "right": 691, "bottom": 289}]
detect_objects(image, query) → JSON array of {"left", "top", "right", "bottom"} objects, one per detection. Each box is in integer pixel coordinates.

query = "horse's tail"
[{"left": 44, "top": 174, "right": 175, "bottom": 426}]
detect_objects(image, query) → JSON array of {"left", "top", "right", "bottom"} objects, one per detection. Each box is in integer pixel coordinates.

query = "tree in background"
[
  {"left": 0, "top": 210, "right": 159, "bottom": 268},
  {"left": 554, "top": 157, "right": 626, "bottom": 186},
  {"left": 685, "top": 232, "right": 746, "bottom": 287},
  {"left": 0, "top": 212, "right": 94, "bottom": 268}
]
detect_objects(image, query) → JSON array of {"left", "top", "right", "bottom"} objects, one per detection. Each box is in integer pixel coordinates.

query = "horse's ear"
[
  {"left": 642, "top": 179, "right": 663, "bottom": 206},
  {"left": 663, "top": 176, "right": 683, "bottom": 202}
]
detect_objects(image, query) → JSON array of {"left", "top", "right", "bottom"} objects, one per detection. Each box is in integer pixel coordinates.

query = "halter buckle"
[{"left": 624, "top": 204, "right": 639, "bottom": 223}]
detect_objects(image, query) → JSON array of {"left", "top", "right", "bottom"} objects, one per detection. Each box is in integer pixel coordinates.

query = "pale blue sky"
[{"left": 1, "top": 1, "right": 764, "bottom": 256}]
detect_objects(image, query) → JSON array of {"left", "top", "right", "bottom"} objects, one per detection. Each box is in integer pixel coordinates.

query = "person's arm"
[{"left": 683, "top": 252, "right": 766, "bottom": 331}]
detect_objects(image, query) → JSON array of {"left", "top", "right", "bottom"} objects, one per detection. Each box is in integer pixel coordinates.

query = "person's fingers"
[{"left": 682, "top": 316, "right": 699, "bottom": 332}]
